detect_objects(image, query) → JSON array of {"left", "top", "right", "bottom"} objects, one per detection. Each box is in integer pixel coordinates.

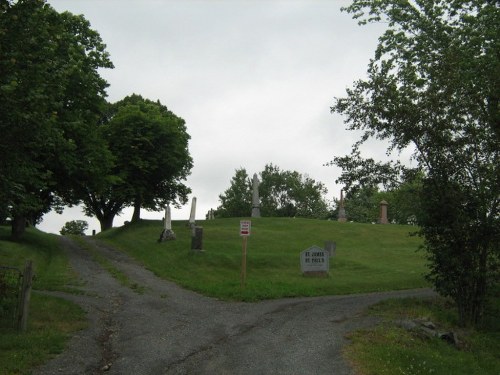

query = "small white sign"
[
  {"left": 240, "top": 220, "right": 251, "bottom": 236},
  {"left": 300, "top": 246, "right": 329, "bottom": 274}
]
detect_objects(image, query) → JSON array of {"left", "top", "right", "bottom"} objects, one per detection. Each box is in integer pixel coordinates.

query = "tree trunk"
[
  {"left": 131, "top": 197, "right": 141, "bottom": 223},
  {"left": 11, "top": 214, "right": 26, "bottom": 240},
  {"left": 99, "top": 214, "right": 115, "bottom": 232}
]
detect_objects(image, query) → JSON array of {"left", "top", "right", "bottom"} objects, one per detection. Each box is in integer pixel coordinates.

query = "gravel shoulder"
[{"left": 34, "top": 236, "right": 436, "bottom": 375}]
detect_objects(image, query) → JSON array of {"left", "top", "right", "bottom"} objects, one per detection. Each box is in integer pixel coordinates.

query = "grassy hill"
[
  {"left": 0, "top": 226, "right": 86, "bottom": 374},
  {"left": 98, "top": 217, "right": 429, "bottom": 301}
]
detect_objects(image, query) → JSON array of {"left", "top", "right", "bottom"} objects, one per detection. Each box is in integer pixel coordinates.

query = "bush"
[{"left": 60, "top": 220, "right": 88, "bottom": 236}]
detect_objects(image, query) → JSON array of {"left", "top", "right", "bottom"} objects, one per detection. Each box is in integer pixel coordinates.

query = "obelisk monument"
[
  {"left": 159, "top": 205, "right": 176, "bottom": 241},
  {"left": 251, "top": 173, "right": 261, "bottom": 218},
  {"left": 338, "top": 190, "right": 347, "bottom": 222}
]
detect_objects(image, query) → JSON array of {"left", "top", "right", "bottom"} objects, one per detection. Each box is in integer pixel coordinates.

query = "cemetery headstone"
[
  {"left": 324, "top": 241, "right": 336, "bottom": 257},
  {"left": 159, "top": 205, "right": 176, "bottom": 242},
  {"left": 378, "top": 200, "right": 389, "bottom": 224},
  {"left": 188, "top": 197, "right": 197, "bottom": 228},
  {"left": 206, "top": 209, "right": 215, "bottom": 220},
  {"left": 251, "top": 173, "right": 261, "bottom": 218},
  {"left": 191, "top": 226, "right": 203, "bottom": 251},
  {"left": 300, "top": 246, "right": 329, "bottom": 277},
  {"left": 338, "top": 190, "right": 347, "bottom": 222}
]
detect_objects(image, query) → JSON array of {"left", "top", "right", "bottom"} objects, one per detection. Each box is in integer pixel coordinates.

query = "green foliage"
[
  {"left": 345, "top": 298, "right": 500, "bottom": 375},
  {"left": 340, "top": 178, "right": 422, "bottom": 224},
  {"left": 332, "top": 0, "right": 500, "bottom": 326},
  {"left": 98, "top": 218, "right": 428, "bottom": 301},
  {"left": 216, "top": 168, "right": 252, "bottom": 218},
  {"left": 0, "top": 0, "right": 113, "bottom": 239},
  {"left": 59, "top": 220, "right": 88, "bottom": 236},
  {"left": 217, "top": 164, "right": 329, "bottom": 219},
  {"left": 81, "top": 94, "right": 193, "bottom": 231},
  {"left": 0, "top": 226, "right": 79, "bottom": 292}
]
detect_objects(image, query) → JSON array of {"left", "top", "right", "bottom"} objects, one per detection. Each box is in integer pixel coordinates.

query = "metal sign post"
[{"left": 240, "top": 221, "right": 251, "bottom": 287}]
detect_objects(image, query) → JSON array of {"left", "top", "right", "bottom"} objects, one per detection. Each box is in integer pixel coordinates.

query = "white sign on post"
[
  {"left": 240, "top": 220, "right": 251, "bottom": 287},
  {"left": 240, "top": 220, "right": 251, "bottom": 236}
]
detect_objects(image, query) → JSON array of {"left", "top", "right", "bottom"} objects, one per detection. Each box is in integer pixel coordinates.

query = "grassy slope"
[
  {"left": 100, "top": 218, "right": 499, "bottom": 373},
  {"left": 0, "top": 226, "right": 86, "bottom": 375},
  {"left": 345, "top": 297, "right": 500, "bottom": 375},
  {"left": 98, "top": 217, "right": 429, "bottom": 301}
]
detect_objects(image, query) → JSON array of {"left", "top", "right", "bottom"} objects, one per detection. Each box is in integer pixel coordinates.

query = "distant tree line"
[
  {"left": 0, "top": 1, "right": 192, "bottom": 237},
  {"left": 215, "top": 164, "right": 330, "bottom": 219}
]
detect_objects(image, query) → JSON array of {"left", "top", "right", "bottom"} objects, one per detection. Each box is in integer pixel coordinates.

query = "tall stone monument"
[
  {"left": 188, "top": 197, "right": 197, "bottom": 228},
  {"left": 251, "top": 173, "right": 261, "bottom": 218},
  {"left": 378, "top": 200, "right": 389, "bottom": 224},
  {"left": 158, "top": 205, "right": 176, "bottom": 242},
  {"left": 338, "top": 190, "right": 347, "bottom": 222}
]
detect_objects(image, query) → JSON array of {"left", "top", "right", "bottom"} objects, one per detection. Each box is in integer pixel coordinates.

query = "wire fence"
[{"left": 0, "top": 266, "right": 22, "bottom": 330}]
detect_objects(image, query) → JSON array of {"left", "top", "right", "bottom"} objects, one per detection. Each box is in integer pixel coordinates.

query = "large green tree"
[
  {"left": 215, "top": 168, "right": 252, "bottom": 218},
  {"left": 332, "top": 0, "right": 499, "bottom": 326},
  {"left": 259, "top": 164, "right": 329, "bottom": 219},
  {"left": 81, "top": 94, "right": 193, "bottom": 231},
  {"left": 0, "top": 0, "right": 113, "bottom": 238}
]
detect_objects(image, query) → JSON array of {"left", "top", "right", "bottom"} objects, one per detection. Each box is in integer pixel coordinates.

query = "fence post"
[{"left": 17, "top": 260, "right": 34, "bottom": 332}]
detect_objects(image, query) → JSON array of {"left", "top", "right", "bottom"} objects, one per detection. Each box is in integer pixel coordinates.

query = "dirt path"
[{"left": 34, "top": 236, "right": 435, "bottom": 375}]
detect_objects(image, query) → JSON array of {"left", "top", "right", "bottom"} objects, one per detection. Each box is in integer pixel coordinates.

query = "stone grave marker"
[
  {"left": 378, "top": 200, "right": 389, "bottom": 224},
  {"left": 324, "top": 241, "right": 336, "bottom": 257},
  {"left": 300, "top": 245, "right": 329, "bottom": 277},
  {"left": 158, "top": 205, "right": 176, "bottom": 242},
  {"left": 338, "top": 190, "right": 347, "bottom": 222},
  {"left": 251, "top": 173, "right": 261, "bottom": 218},
  {"left": 188, "top": 197, "right": 197, "bottom": 228},
  {"left": 191, "top": 226, "right": 203, "bottom": 252}
]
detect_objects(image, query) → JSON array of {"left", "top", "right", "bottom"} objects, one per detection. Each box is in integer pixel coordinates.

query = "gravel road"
[{"left": 34, "top": 236, "right": 435, "bottom": 375}]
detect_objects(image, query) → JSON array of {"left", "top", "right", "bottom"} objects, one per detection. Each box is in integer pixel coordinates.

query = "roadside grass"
[
  {"left": 0, "top": 226, "right": 86, "bottom": 375},
  {"left": 0, "top": 294, "right": 86, "bottom": 375},
  {"left": 72, "top": 236, "right": 146, "bottom": 294},
  {"left": 97, "top": 217, "right": 429, "bottom": 301},
  {"left": 344, "top": 297, "right": 500, "bottom": 375},
  {"left": 0, "top": 226, "right": 80, "bottom": 292}
]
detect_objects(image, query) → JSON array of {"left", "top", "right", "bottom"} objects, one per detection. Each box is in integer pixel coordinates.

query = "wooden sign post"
[{"left": 240, "top": 221, "right": 251, "bottom": 287}]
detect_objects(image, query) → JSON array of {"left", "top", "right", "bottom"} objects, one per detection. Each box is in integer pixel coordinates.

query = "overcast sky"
[{"left": 39, "top": 0, "right": 390, "bottom": 234}]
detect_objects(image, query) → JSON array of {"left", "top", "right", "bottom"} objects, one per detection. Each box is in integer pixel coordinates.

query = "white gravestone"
[
  {"left": 159, "top": 205, "right": 176, "bottom": 241},
  {"left": 188, "top": 197, "right": 197, "bottom": 228},
  {"left": 300, "top": 246, "right": 329, "bottom": 276}
]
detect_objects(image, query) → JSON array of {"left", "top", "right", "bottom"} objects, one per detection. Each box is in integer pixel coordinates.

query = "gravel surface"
[{"left": 33, "top": 236, "right": 436, "bottom": 375}]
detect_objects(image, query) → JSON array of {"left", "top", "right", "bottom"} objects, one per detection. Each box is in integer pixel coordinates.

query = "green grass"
[
  {"left": 98, "top": 217, "right": 429, "bottom": 301},
  {"left": 0, "top": 294, "right": 86, "bottom": 375},
  {"left": 0, "top": 226, "right": 86, "bottom": 375},
  {"left": 0, "top": 226, "right": 80, "bottom": 292},
  {"left": 344, "top": 297, "right": 500, "bottom": 375}
]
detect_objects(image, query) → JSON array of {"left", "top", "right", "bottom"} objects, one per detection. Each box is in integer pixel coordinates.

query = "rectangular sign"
[{"left": 240, "top": 220, "right": 251, "bottom": 236}]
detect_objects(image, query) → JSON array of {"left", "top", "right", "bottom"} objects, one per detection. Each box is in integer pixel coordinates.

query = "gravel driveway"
[{"left": 34, "top": 236, "right": 435, "bottom": 375}]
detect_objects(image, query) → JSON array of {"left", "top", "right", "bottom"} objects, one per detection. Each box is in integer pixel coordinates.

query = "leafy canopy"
[
  {"left": 80, "top": 94, "right": 193, "bottom": 231},
  {"left": 0, "top": 0, "right": 113, "bottom": 238},
  {"left": 332, "top": 0, "right": 499, "bottom": 326}
]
